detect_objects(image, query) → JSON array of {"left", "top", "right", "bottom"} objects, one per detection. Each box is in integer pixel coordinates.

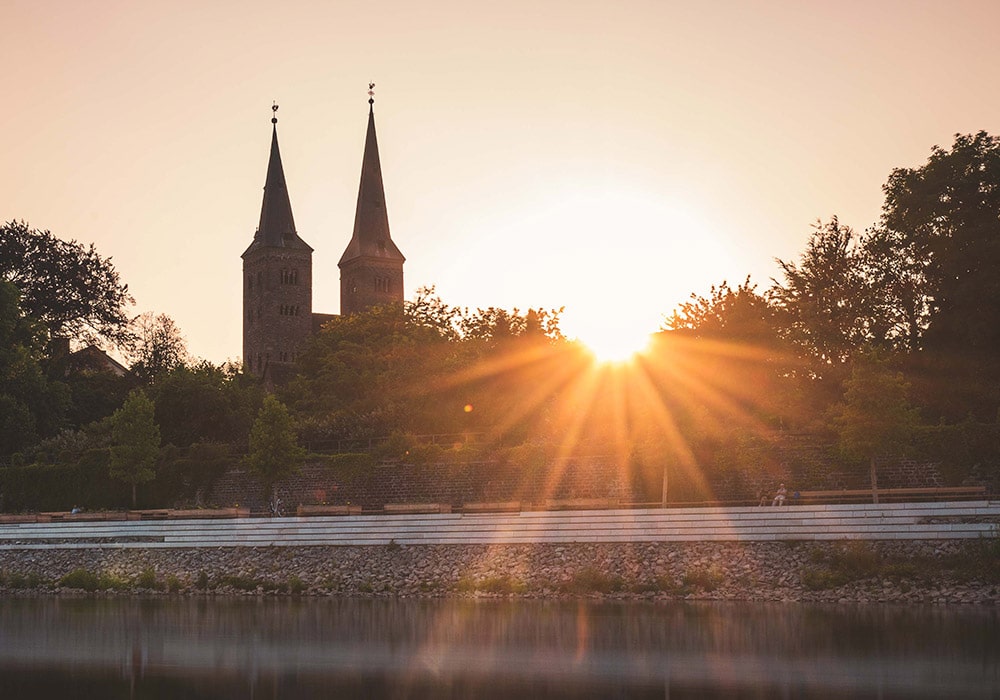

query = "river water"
[{"left": 0, "top": 597, "right": 997, "bottom": 698}]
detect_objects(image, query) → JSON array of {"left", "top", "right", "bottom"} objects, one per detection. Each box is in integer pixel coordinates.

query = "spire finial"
[
  {"left": 368, "top": 82, "right": 375, "bottom": 106},
  {"left": 271, "top": 102, "right": 279, "bottom": 125}
]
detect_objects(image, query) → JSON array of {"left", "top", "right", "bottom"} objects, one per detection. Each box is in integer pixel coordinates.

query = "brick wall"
[
  {"left": 210, "top": 459, "right": 639, "bottom": 512},
  {"left": 209, "top": 434, "right": 981, "bottom": 512}
]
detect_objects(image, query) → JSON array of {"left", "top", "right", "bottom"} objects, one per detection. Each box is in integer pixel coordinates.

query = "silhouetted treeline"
[{"left": 1, "top": 133, "right": 998, "bottom": 509}]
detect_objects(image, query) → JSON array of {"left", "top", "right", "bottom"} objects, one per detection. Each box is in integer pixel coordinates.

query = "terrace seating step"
[
  {"left": 296, "top": 505, "right": 363, "bottom": 516},
  {"left": 796, "top": 486, "right": 986, "bottom": 503},
  {"left": 383, "top": 503, "right": 453, "bottom": 514}
]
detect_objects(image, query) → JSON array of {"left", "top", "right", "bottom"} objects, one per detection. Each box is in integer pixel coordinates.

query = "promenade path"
[{"left": 1, "top": 501, "right": 997, "bottom": 549}]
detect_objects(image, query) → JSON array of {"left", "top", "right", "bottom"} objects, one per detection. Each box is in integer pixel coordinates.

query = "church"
[{"left": 242, "top": 88, "right": 405, "bottom": 380}]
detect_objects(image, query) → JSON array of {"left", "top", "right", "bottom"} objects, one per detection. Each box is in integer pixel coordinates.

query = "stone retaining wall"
[{"left": 1, "top": 540, "right": 997, "bottom": 605}]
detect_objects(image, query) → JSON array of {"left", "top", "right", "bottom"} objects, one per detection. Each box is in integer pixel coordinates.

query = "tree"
[
  {"left": 0, "top": 281, "right": 70, "bottom": 454},
  {"left": 879, "top": 131, "right": 1000, "bottom": 418},
  {"left": 771, "top": 217, "right": 873, "bottom": 369},
  {"left": 664, "top": 276, "right": 778, "bottom": 344},
  {"left": 289, "top": 303, "right": 444, "bottom": 434},
  {"left": 150, "top": 361, "right": 263, "bottom": 448},
  {"left": 0, "top": 221, "right": 134, "bottom": 348},
  {"left": 245, "top": 395, "right": 305, "bottom": 502},
  {"left": 857, "top": 226, "right": 928, "bottom": 353},
  {"left": 109, "top": 389, "right": 161, "bottom": 506},
  {"left": 656, "top": 277, "right": 806, "bottom": 431},
  {"left": 127, "top": 312, "right": 190, "bottom": 382},
  {"left": 831, "top": 352, "right": 920, "bottom": 503},
  {"left": 404, "top": 286, "right": 461, "bottom": 341}
]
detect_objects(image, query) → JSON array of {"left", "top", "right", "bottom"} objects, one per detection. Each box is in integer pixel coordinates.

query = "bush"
[
  {"left": 404, "top": 443, "right": 445, "bottom": 465},
  {"left": 217, "top": 574, "right": 284, "bottom": 592},
  {"left": 136, "top": 568, "right": 161, "bottom": 590},
  {"left": 682, "top": 566, "right": 725, "bottom": 592},
  {"left": 59, "top": 568, "right": 101, "bottom": 591},
  {"left": 373, "top": 433, "right": 414, "bottom": 462},
  {"left": 457, "top": 575, "right": 526, "bottom": 594},
  {"left": 0, "top": 451, "right": 130, "bottom": 512},
  {"left": 945, "top": 534, "right": 1000, "bottom": 583},
  {"left": 6, "top": 571, "right": 47, "bottom": 589},
  {"left": 630, "top": 574, "right": 681, "bottom": 594},
  {"left": 219, "top": 574, "right": 259, "bottom": 591},
  {"left": 800, "top": 541, "right": 882, "bottom": 590},
  {"left": 560, "top": 567, "right": 623, "bottom": 594}
]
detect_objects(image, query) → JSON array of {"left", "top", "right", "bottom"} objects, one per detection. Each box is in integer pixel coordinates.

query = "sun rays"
[{"left": 410, "top": 327, "right": 782, "bottom": 507}]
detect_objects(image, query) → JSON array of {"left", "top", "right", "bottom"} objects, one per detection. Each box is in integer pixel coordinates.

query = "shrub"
[
  {"left": 373, "top": 433, "right": 413, "bottom": 462},
  {"left": 287, "top": 575, "right": 306, "bottom": 595},
  {"left": 98, "top": 573, "right": 129, "bottom": 590},
  {"left": 800, "top": 541, "right": 882, "bottom": 590},
  {"left": 136, "top": 568, "right": 161, "bottom": 590},
  {"left": 404, "top": 443, "right": 445, "bottom": 465},
  {"left": 196, "top": 571, "right": 209, "bottom": 590},
  {"left": 457, "top": 575, "right": 526, "bottom": 594},
  {"left": 7, "top": 571, "right": 47, "bottom": 589},
  {"left": 631, "top": 574, "right": 681, "bottom": 594},
  {"left": 682, "top": 566, "right": 725, "bottom": 592},
  {"left": 219, "top": 574, "right": 259, "bottom": 592},
  {"left": 165, "top": 574, "right": 183, "bottom": 593},
  {"left": 560, "top": 567, "right": 624, "bottom": 594},
  {"left": 801, "top": 567, "right": 846, "bottom": 591},
  {"left": 945, "top": 534, "right": 1000, "bottom": 583},
  {"left": 60, "top": 568, "right": 100, "bottom": 591}
]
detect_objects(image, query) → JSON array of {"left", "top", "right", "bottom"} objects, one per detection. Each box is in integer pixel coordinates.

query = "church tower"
[
  {"left": 338, "top": 86, "right": 405, "bottom": 315},
  {"left": 242, "top": 105, "right": 313, "bottom": 377}
]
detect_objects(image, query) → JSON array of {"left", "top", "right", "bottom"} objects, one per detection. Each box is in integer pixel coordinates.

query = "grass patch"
[
  {"left": 4, "top": 571, "right": 48, "bottom": 589},
  {"left": 801, "top": 541, "right": 882, "bottom": 590},
  {"left": 942, "top": 535, "right": 1000, "bottom": 583},
  {"left": 59, "top": 568, "right": 100, "bottom": 591},
  {"left": 456, "top": 575, "right": 527, "bottom": 594},
  {"left": 631, "top": 574, "right": 683, "bottom": 594},
  {"left": 682, "top": 566, "right": 725, "bottom": 592},
  {"left": 218, "top": 574, "right": 283, "bottom": 592},
  {"left": 559, "top": 567, "right": 624, "bottom": 594},
  {"left": 58, "top": 568, "right": 128, "bottom": 591},
  {"left": 136, "top": 568, "right": 162, "bottom": 591}
]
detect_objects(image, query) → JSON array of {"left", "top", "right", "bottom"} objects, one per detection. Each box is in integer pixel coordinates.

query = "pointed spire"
[
  {"left": 339, "top": 85, "right": 405, "bottom": 265},
  {"left": 248, "top": 104, "right": 311, "bottom": 252}
]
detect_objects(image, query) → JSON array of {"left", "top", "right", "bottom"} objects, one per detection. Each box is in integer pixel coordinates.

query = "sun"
[{"left": 577, "top": 327, "right": 653, "bottom": 364}]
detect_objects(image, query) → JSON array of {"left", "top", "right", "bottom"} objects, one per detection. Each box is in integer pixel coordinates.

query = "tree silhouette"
[
  {"left": 109, "top": 389, "right": 161, "bottom": 507},
  {"left": 831, "top": 352, "right": 920, "bottom": 503},
  {"left": 245, "top": 394, "right": 305, "bottom": 505}
]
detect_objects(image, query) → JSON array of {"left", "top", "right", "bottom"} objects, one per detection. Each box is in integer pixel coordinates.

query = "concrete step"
[{"left": 1, "top": 501, "right": 996, "bottom": 549}]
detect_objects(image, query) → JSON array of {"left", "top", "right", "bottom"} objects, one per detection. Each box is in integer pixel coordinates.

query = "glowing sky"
[{"left": 4, "top": 0, "right": 1000, "bottom": 363}]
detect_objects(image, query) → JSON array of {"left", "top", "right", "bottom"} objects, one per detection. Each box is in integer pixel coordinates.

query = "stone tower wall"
[
  {"left": 242, "top": 248, "right": 313, "bottom": 374},
  {"left": 339, "top": 256, "right": 404, "bottom": 315}
]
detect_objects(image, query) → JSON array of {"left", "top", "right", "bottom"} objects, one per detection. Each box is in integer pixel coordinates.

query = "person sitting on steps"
[{"left": 772, "top": 483, "right": 787, "bottom": 506}]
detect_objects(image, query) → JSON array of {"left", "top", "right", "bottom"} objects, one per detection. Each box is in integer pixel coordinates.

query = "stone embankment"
[{"left": 1, "top": 540, "right": 998, "bottom": 604}]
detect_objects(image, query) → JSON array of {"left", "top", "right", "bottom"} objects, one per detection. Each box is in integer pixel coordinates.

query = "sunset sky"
[{"left": 4, "top": 0, "right": 1000, "bottom": 363}]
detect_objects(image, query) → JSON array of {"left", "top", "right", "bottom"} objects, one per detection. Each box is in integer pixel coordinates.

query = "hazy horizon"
[{"left": 4, "top": 0, "right": 1000, "bottom": 362}]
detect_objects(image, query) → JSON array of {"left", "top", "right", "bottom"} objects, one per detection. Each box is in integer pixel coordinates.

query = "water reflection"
[{"left": 0, "top": 597, "right": 997, "bottom": 698}]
